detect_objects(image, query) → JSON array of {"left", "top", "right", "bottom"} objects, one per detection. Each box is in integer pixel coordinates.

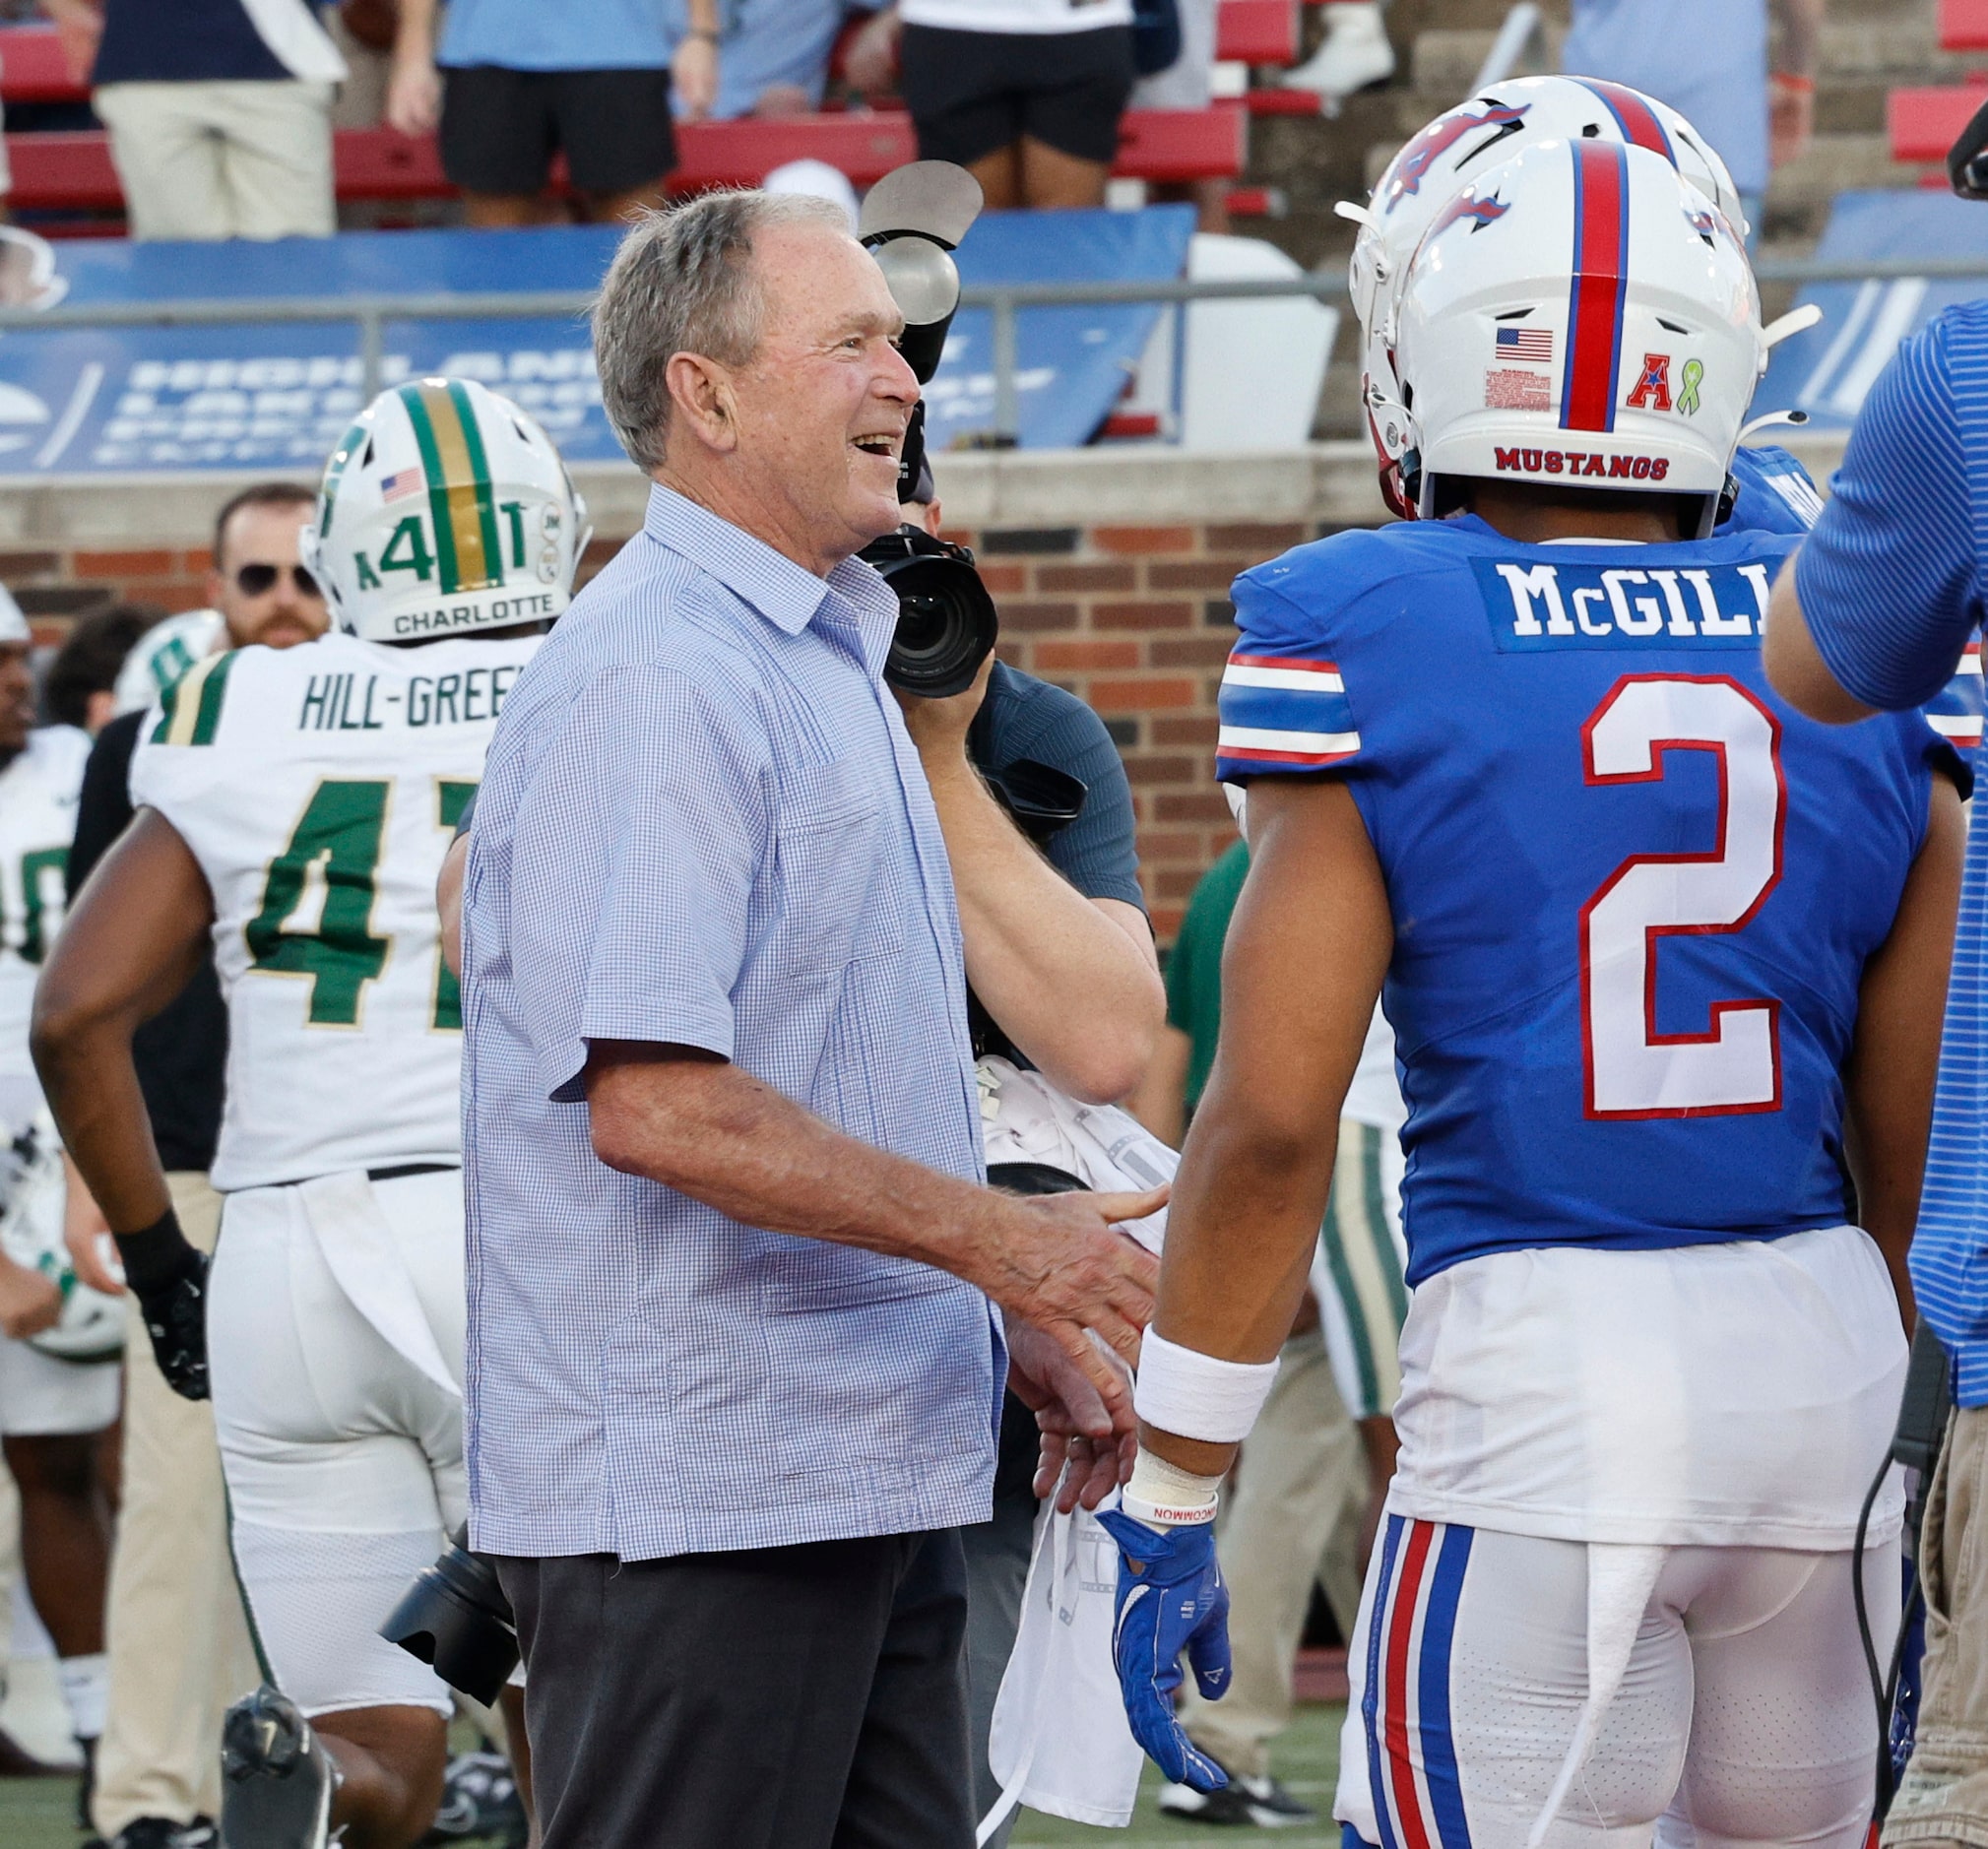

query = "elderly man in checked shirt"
[
  {"left": 459, "top": 189, "right": 1164, "bottom": 1849},
  {"left": 1767, "top": 300, "right": 1988, "bottom": 1849}
]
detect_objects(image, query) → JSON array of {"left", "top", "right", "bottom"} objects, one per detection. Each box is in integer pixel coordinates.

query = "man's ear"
[{"left": 664, "top": 351, "right": 739, "bottom": 455}]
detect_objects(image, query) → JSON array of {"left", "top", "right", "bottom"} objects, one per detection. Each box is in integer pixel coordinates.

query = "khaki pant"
[
  {"left": 92, "top": 1174, "right": 260, "bottom": 1839},
  {"left": 1887, "top": 1404, "right": 1988, "bottom": 1847},
  {"left": 95, "top": 80, "right": 336, "bottom": 241},
  {"left": 1178, "top": 1326, "right": 1367, "bottom": 1781}
]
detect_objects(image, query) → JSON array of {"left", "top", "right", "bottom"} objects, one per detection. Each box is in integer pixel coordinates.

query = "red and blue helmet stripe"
[
  {"left": 1571, "top": 77, "right": 1677, "bottom": 164},
  {"left": 1561, "top": 141, "right": 1631, "bottom": 434}
]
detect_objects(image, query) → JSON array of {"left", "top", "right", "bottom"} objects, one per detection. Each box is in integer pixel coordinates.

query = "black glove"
[{"left": 114, "top": 1208, "right": 210, "bottom": 1401}]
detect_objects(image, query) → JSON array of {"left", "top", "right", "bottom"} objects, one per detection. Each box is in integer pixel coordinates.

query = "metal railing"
[{"left": 0, "top": 253, "right": 1980, "bottom": 450}]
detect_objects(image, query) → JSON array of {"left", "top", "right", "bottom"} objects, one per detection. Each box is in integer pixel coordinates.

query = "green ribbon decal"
[{"left": 1678, "top": 358, "right": 1703, "bottom": 415}]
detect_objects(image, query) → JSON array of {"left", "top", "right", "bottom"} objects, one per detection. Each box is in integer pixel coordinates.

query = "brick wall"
[{"left": 7, "top": 516, "right": 1351, "bottom": 944}]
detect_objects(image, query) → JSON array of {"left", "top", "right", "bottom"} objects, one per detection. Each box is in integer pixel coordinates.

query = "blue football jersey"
[{"left": 1217, "top": 515, "right": 1963, "bottom": 1284}]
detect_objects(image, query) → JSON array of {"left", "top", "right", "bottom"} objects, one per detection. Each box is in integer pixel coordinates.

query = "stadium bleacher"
[
  {"left": 1889, "top": 0, "right": 1988, "bottom": 166},
  {"left": 0, "top": 22, "right": 1250, "bottom": 223}
]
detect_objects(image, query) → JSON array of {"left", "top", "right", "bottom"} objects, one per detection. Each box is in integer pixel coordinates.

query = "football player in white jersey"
[
  {"left": 33, "top": 378, "right": 586, "bottom": 1849},
  {"left": 0, "top": 584, "right": 121, "bottom": 1787}
]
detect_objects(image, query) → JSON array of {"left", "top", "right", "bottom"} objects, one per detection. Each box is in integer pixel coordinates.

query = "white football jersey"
[
  {"left": 0, "top": 727, "right": 88, "bottom": 1095},
  {"left": 131, "top": 631, "right": 540, "bottom": 1191}
]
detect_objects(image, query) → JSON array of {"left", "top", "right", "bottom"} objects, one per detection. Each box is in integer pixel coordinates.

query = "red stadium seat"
[
  {"left": 0, "top": 28, "right": 88, "bottom": 106},
  {"left": 1216, "top": 0, "right": 1299, "bottom": 66},
  {"left": 7, "top": 130, "right": 118, "bottom": 210},
  {"left": 1942, "top": 0, "right": 1988, "bottom": 51},
  {"left": 4, "top": 110, "right": 1247, "bottom": 220},
  {"left": 1889, "top": 84, "right": 1988, "bottom": 163},
  {"left": 670, "top": 114, "right": 918, "bottom": 188}
]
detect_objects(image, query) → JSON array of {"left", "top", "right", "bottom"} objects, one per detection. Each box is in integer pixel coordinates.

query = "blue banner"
[
  {"left": 1755, "top": 189, "right": 1988, "bottom": 429},
  {"left": 0, "top": 209, "right": 1194, "bottom": 475}
]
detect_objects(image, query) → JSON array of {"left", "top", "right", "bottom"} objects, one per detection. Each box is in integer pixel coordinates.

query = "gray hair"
[{"left": 593, "top": 189, "right": 855, "bottom": 474}]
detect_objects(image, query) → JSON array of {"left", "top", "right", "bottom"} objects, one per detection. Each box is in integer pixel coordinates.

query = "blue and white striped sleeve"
[
  {"left": 1215, "top": 574, "right": 1363, "bottom": 784},
  {"left": 1795, "top": 315, "right": 1985, "bottom": 713}
]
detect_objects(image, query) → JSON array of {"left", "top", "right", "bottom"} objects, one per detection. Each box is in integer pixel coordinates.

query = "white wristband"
[
  {"left": 1122, "top": 1446, "right": 1222, "bottom": 1527},
  {"left": 1133, "top": 1326, "right": 1280, "bottom": 1444}
]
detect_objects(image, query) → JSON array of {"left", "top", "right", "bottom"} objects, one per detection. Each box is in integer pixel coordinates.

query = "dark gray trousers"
[{"left": 497, "top": 1528, "right": 973, "bottom": 1849}]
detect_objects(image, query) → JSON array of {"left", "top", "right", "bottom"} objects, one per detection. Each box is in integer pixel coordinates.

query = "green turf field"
[{"left": 0, "top": 1703, "right": 1346, "bottom": 1847}]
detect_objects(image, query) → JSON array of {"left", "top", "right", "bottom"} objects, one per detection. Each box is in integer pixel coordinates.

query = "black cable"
[{"left": 1850, "top": 1447, "right": 1894, "bottom": 1816}]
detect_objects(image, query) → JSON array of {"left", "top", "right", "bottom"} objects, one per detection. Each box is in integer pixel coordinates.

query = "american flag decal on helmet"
[
  {"left": 1562, "top": 141, "right": 1631, "bottom": 433},
  {"left": 1216, "top": 653, "right": 1361, "bottom": 775}
]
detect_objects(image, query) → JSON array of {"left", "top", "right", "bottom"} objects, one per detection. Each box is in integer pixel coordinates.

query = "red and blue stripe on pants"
[{"left": 1363, "top": 1514, "right": 1477, "bottom": 1849}]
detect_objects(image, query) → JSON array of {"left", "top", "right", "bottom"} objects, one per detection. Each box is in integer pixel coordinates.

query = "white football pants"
[
  {"left": 210, "top": 1169, "right": 466, "bottom": 1719},
  {"left": 1336, "top": 1519, "right": 1897, "bottom": 1849}
]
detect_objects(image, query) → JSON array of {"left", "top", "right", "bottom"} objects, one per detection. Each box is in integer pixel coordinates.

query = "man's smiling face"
[{"left": 723, "top": 221, "right": 922, "bottom": 567}]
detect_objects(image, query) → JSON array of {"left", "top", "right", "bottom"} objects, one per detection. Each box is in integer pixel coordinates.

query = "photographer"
[{"left": 883, "top": 462, "right": 1165, "bottom": 1840}]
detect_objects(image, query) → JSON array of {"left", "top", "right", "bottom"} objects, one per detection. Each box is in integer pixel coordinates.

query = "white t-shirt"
[
  {"left": 1343, "top": 1005, "right": 1406, "bottom": 1132},
  {"left": 899, "top": 0, "right": 1134, "bottom": 37},
  {"left": 131, "top": 631, "right": 539, "bottom": 1191},
  {"left": 1386, "top": 1222, "right": 1907, "bottom": 1550}
]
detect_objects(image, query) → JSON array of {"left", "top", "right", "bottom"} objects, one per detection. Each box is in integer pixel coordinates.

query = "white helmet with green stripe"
[{"left": 303, "top": 377, "right": 589, "bottom": 645}]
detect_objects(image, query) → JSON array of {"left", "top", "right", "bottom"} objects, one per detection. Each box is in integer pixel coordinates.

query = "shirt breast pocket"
[{"left": 767, "top": 757, "right": 889, "bottom": 977}]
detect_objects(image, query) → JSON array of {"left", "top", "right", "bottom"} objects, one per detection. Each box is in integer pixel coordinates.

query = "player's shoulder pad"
[
  {"left": 144, "top": 647, "right": 250, "bottom": 749},
  {"left": 1720, "top": 443, "right": 1823, "bottom": 537},
  {"left": 1234, "top": 523, "right": 1447, "bottom": 650}
]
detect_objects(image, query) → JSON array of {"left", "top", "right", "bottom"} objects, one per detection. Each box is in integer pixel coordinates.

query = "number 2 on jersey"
[
  {"left": 246, "top": 777, "right": 472, "bottom": 1029},
  {"left": 1579, "top": 675, "right": 1786, "bottom": 1118}
]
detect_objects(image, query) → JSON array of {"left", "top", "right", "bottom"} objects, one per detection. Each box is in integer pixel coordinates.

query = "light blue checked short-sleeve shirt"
[
  {"left": 1797, "top": 303, "right": 1988, "bottom": 1405},
  {"left": 461, "top": 484, "right": 999, "bottom": 1561}
]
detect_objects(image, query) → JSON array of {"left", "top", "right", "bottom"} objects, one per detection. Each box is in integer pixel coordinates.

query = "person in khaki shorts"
[
  {"left": 62, "top": 485, "right": 327, "bottom": 1849},
  {"left": 40, "top": 0, "right": 344, "bottom": 242}
]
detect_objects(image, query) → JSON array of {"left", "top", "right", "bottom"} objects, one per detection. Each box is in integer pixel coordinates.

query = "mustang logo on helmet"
[{"left": 1381, "top": 99, "right": 1531, "bottom": 215}]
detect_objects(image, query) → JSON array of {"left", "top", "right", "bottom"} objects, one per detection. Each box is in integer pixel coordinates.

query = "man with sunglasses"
[{"left": 60, "top": 480, "right": 327, "bottom": 1849}]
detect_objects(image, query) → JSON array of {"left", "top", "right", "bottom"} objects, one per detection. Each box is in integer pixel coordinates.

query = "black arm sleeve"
[
  {"left": 68, "top": 709, "right": 144, "bottom": 898},
  {"left": 67, "top": 708, "right": 228, "bottom": 1173}
]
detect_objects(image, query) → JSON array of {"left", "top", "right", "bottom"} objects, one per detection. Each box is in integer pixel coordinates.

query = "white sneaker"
[{"left": 1282, "top": 2, "right": 1396, "bottom": 101}]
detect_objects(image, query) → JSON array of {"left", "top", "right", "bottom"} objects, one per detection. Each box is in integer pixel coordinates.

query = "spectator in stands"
[
  {"left": 68, "top": 484, "right": 317, "bottom": 1849},
  {"left": 1764, "top": 302, "right": 1988, "bottom": 1849},
  {"left": 844, "top": 0, "right": 1134, "bottom": 208},
  {"left": 1281, "top": 1, "right": 1393, "bottom": 106},
  {"left": 1562, "top": 0, "right": 1823, "bottom": 233},
  {"left": 41, "top": 0, "right": 345, "bottom": 241},
  {"left": 697, "top": 0, "right": 843, "bottom": 119},
  {"left": 41, "top": 605, "right": 156, "bottom": 736},
  {"left": 386, "top": 0, "right": 720, "bottom": 225}
]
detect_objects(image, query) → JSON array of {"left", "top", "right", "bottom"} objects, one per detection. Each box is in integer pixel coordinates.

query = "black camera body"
[{"left": 859, "top": 162, "right": 1001, "bottom": 699}]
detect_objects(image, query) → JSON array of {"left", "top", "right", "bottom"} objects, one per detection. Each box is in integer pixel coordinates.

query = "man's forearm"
[
  {"left": 924, "top": 755, "right": 1163, "bottom": 1102},
  {"left": 1774, "top": 0, "right": 1824, "bottom": 78},
  {"left": 393, "top": 0, "right": 437, "bottom": 60},
  {"left": 34, "top": 1019, "right": 171, "bottom": 1234},
  {"left": 589, "top": 1043, "right": 1004, "bottom": 1265}
]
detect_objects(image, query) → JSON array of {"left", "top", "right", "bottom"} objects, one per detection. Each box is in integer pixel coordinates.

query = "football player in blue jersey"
[{"left": 1100, "top": 127, "right": 1970, "bottom": 1848}]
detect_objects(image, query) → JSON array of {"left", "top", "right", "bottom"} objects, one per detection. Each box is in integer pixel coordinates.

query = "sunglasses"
[{"left": 234, "top": 561, "right": 322, "bottom": 600}]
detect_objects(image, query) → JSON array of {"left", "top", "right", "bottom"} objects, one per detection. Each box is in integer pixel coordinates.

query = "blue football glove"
[{"left": 1097, "top": 1507, "right": 1232, "bottom": 1792}]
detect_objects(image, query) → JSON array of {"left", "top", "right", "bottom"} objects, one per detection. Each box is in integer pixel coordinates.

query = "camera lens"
[{"left": 861, "top": 530, "right": 1000, "bottom": 699}]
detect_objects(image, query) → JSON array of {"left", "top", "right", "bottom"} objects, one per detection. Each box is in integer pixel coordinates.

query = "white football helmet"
[
  {"left": 302, "top": 378, "right": 589, "bottom": 645},
  {"left": 1390, "top": 139, "right": 1762, "bottom": 537},
  {"left": 1347, "top": 77, "right": 1746, "bottom": 517},
  {"left": 113, "top": 608, "right": 225, "bottom": 717}
]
